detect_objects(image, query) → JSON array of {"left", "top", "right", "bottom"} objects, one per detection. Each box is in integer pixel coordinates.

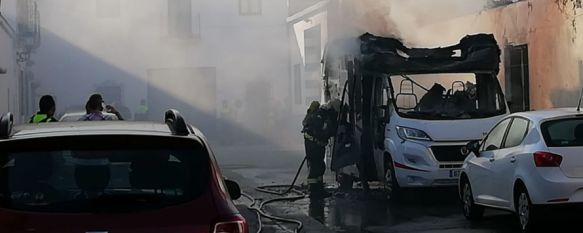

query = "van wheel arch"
[{"left": 383, "top": 152, "right": 400, "bottom": 201}]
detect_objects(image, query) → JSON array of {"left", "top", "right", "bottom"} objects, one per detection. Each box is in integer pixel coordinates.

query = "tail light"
[
  {"left": 213, "top": 215, "right": 248, "bottom": 233},
  {"left": 533, "top": 151, "right": 563, "bottom": 167}
]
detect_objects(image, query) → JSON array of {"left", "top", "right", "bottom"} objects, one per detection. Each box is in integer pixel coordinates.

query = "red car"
[{"left": 0, "top": 110, "right": 247, "bottom": 233}]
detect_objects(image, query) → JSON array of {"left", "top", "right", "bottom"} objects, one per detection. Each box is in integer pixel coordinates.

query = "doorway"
[{"left": 505, "top": 44, "right": 530, "bottom": 113}]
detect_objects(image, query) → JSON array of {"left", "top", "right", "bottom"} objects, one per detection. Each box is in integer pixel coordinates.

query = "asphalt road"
[{"left": 215, "top": 146, "right": 581, "bottom": 233}]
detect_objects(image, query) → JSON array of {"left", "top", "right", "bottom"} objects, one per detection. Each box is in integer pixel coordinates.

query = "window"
[
  {"left": 294, "top": 64, "right": 302, "bottom": 105},
  {"left": 0, "top": 135, "right": 210, "bottom": 213},
  {"left": 505, "top": 44, "right": 529, "bottom": 113},
  {"left": 541, "top": 118, "right": 583, "bottom": 147},
  {"left": 239, "top": 0, "right": 262, "bottom": 16},
  {"left": 390, "top": 73, "right": 506, "bottom": 120},
  {"left": 168, "top": 0, "right": 193, "bottom": 38},
  {"left": 96, "top": 0, "right": 120, "bottom": 18},
  {"left": 504, "top": 118, "right": 530, "bottom": 148},
  {"left": 482, "top": 118, "right": 511, "bottom": 151},
  {"left": 304, "top": 25, "right": 321, "bottom": 72}
]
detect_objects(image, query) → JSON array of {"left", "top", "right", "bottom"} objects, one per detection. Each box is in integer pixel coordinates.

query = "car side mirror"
[
  {"left": 464, "top": 140, "right": 481, "bottom": 157},
  {"left": 225, "top": 179, "right": 241, "bottom": 200}
]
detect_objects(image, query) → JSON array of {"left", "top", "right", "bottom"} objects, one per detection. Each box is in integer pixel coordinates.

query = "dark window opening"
[
  {"left": 168, "top": 0, "right": 194, "bottom": 38},
  {"left": 505, "top": 44, "right": 530, "bottom": 113}
]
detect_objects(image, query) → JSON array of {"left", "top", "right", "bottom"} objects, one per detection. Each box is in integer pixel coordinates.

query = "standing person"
[
  {"left": 80, "top": 94, "right": 124, "bottom": 121},
  {"left": 302, "top": 101, "right": 333, "bottom": 199},
  {"left": 29, "top": 95, "right": 58, "bottom": 123},
  {"left": 134, "top": 99, "right": 149, "bottom": 121}
]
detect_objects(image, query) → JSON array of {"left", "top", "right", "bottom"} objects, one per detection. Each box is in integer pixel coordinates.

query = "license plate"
[{"left": 449, "top": 170, "right": 461, "bottom": 178}]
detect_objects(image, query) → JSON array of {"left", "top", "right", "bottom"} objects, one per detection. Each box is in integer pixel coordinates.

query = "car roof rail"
[
  {"left": 0, "top": 112, "right": 14, "bottom": 139},
  {"left": 165, "top": 109, "right": 189, "bottom": 136}
]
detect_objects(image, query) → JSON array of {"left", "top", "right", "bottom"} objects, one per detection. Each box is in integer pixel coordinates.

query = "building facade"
[
  {"left": 289, "top": 0, "right": 583, "bottom": 113},
  {"left": 0, "top": 2, "right": 19, "bottom": 119},
  {"left": 415, "top": 0, "right": 583, "bottom": 111},
  {"left": 0, "top": 0, "right": 39, "bottom": 123},
  {"left": 30, "top": 0, "right": 290, "bottom": 142},
  {"left": 287, "top": 0, "right": 331, "bottom": 114}
]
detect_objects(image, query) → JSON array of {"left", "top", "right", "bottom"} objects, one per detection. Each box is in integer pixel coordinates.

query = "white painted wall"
[
  {"left": 31, "top": 0, "right": 289, "bottom": 120},
  {"left": 289, "top": 9, "right": 328, "bottom": 114},
  {"left": 0, "top": 0, "right": 20, "bottom": 121}
]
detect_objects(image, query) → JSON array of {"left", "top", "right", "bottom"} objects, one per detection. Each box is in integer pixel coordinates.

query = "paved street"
[{"left": 216, "top": 146, "right": 580, "bottom": 233}]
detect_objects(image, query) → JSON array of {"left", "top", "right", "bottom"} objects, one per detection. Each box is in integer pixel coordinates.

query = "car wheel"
[
  {"left": 384, "top": 156, "right": 400, "bottom": 201},
  {"left": 461, "top": 178, "right": 484, "bottom": 221},
  {"left": 516, "top": 187, "right": 537, "bottom": 233}
]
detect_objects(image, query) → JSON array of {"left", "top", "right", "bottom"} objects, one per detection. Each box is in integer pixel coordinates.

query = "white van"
[{"left": 323, "top": 33, "right": 509, "bottom": 200}]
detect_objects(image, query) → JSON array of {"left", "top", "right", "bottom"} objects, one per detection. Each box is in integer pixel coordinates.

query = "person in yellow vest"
[
  {"left": 29, "top": 95, "right": 58, "bottom": 123},
  {"left": 134, "top": 99, "right": 149, "bottom": 121}
]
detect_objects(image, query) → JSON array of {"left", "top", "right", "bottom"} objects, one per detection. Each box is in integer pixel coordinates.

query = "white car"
[
  {"left": 59, "top": 111, "right": 118, "bottom": 122},
  {"left": 460, "top": 108, "right": 583, "bottom": 232}
]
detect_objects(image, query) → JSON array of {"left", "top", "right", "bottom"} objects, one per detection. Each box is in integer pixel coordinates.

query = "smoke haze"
[{"left": 27, "top": 0, "right": 294, "bottom": 148}]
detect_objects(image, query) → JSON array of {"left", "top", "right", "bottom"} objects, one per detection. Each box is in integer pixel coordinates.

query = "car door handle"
[{"left": 510, "top": 156, "right": 516, "bottom": 163}]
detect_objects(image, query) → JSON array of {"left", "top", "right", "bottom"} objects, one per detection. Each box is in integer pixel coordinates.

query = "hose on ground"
[{"left": 242, "top": 157, "right": 308, "bottom": 233}]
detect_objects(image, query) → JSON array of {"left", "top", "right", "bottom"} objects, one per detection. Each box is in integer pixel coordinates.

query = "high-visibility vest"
[
  {"left": 30, "top": 114, "right": 54, "bottom": 123},
  {"left": 136, "top": 105, "right": 148, "bottom": 114}
]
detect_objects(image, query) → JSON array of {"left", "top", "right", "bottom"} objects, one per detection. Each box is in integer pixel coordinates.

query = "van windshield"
[{"left": 390, "top": 73, "right": 506, "bottom": 120}]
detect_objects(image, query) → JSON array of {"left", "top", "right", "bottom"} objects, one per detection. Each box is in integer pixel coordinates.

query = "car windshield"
[
  {"left": 390, "top": 73, "right": 507, "bottom": 120},
  {"left": 0, "top": 136, "right": 210, "bottom": 213},
  {"left": 541, "top": 118, "right": 583, "bottom": 147}
]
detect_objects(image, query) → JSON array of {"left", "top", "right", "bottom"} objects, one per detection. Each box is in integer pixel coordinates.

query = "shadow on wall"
[
  {"left": 31, "top": 28, "right": 273, "bottom": 147},
  {"left": 550, "top": 61, "right": 583, "bottom": 108},
  {"left": 551, "top": 89, "right": 582, "bottom": 108}
]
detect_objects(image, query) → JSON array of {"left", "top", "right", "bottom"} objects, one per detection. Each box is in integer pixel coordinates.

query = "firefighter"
[
  {"left": 29, "top": 95, "right": 58, "bottom": 123},
  {"left": 303, "top": 101, "right": 334, "bottom": 198}
]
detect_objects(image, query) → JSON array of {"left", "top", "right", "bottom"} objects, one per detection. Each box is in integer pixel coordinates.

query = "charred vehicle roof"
[{"left": 325, "top": 33, "right": 501, "bottom": 75}]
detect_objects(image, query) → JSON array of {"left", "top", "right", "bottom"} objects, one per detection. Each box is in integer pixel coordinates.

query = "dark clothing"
[
  {"left": 303, "top": 105, "right": 338, "bottom": 198},
  {"left": 305, "top": 139, "right": 327, "bottom": 198},
  {"left": 305, "top": 139, "right": 326, "bottom": 183},
  {"left": 29, "top": 113, "right": 58, "bottom": 123},
  {"left": 303, "top": 108, "right": 329, "bottom": 143}
]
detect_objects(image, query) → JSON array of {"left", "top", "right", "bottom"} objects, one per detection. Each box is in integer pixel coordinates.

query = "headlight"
[{"left": 396, "top": 126, "right": 432, "bottom": 141}]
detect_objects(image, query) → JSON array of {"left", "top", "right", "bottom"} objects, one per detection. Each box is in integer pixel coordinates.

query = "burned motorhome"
[{"left": 323, "top": 33, "right": 508, "bottom": 198}]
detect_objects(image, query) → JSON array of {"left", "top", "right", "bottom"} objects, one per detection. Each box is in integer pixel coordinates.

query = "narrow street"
[{"left": 216, "top": 146, "right": 580, "bottom": 233}]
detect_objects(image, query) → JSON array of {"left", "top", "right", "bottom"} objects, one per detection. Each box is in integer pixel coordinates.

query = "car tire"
[
  {"left": 461, "top": 178, "right": 484, "bottom": 221},
  {"left": 515, "top": 186, "right": 538, "bottom": 233},
  {"left": 384, "top": 155, "right": 400, "bottom": 201}
]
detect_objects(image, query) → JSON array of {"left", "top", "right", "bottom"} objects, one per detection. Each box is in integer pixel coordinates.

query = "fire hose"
[{"left": 242, "top": 157, "right": 308, "bottom": 233}]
